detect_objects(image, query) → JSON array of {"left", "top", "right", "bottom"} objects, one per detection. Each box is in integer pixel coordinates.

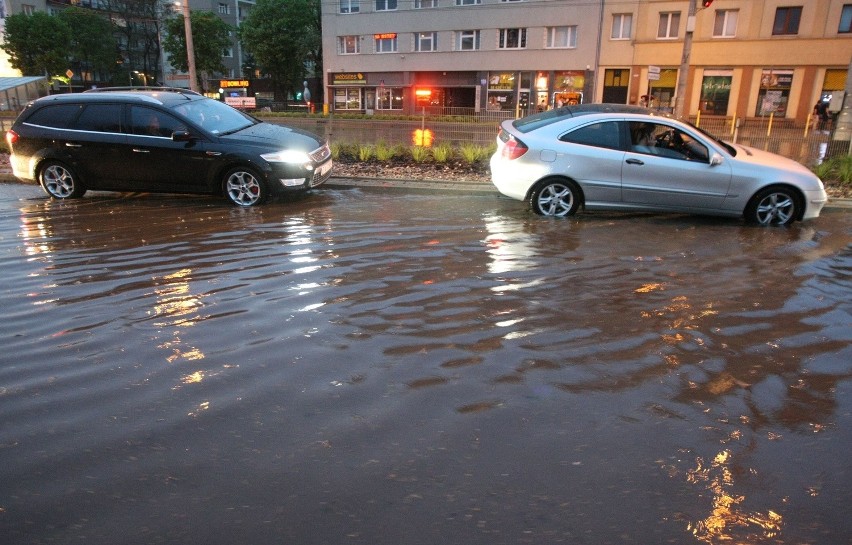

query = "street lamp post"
[{"left": 177, "top": 1, "right": 199, "bottom": 92}]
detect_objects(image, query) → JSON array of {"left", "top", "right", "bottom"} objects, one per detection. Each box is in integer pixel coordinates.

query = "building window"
[
  {"left": 415, "top": 0, "right": 436, "bottom": 7},
  {"left": 376, "top": 87, "right": 404, "bottom": 110},
  {"left": 657, "top": 12, "right": 680, "bottom": 39},
  {"left": 546, "top": 26, "right": 577, "bottom": 48},
  {"left": 338, "top": 35, "right": 360, "bottom": 55},
  {"left": 457, "top": 30, "right": 480, "bottom": 50},
  {"left": 611, "top": 13, "right": 632, "bottom": 40},
  {"left": 218, "top": 3, "right": 229, "bottom": 14},
  {"left": 455, "top": 0, "right": 481, "bottom": 5},
  {"left": 339, "top": 0, "right": 359, "bottom": 14},
  {"left": 414, "top": 32, "right": 437, "bottom": 52},
  {"left": 222, "top": 47, "right": 233, "bottom": 58},
  {"left": 840, "top": 4, "right": 852, "bottom": 33},
  {"left": 334, "top": 88, "right": 362, "bottom": 110},
  {"left": 21, "top": 4, "right": 35, "bottom": 15},
  {"left": 375, "top": 33, "right": 398, "bottom": 53},
  {"left": 772, "top": 6, "right": 801, "bottom": 35},
  {"left": 713, "top": 9, "right": 738, "bottom": 37},
  {"left": 499, "top": 28, "right": 526, "bottom": 49},
  {"left": 376, "top": 0, "right": 396, "bottom": 10}
]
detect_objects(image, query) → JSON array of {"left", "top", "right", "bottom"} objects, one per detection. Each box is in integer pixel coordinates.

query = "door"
[
  {"left": 621, "top": 121, "right": 732, "bottom": 210},
  {"left": 64, "top": 103, "right": 129, "bottom": 189}
]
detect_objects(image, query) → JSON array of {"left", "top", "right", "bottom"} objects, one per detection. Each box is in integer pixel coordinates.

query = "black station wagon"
[{"left": 5, "top": 87, "right": 333, "bottom": 207}]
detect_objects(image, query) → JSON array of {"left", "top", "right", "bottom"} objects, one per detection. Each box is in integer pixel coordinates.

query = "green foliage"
[
  {"left": 238, "top": 0, "right": 322, "bottom": 99},
  {"left": 813, "top": 155, "right": 852, "bottom": 185},
  {"left": 431, "top": 142, "right": 453, "bottom": 163},
  {"left": 163, "top": 12, "right": 232, "bottom": 90},
  {"left": 358, "top": 144, "right": 375, "bottom": 162},
  {"left": 409, "top": 145, "right": 431, "bottom": 163},
  {"left": 1, "top": 13, "right": 72, "bottom": 79},
  {"left": 58, "top": 8, "right": 118, "bottom": 80},
  {"left": 458, "top": 142, "right": 490, "bottom": 165},
  {"left": 374, "top": 140, "right": 396, "bottom": 161}
]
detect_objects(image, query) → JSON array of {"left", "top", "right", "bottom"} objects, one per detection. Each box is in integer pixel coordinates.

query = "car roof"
[
  {"left": 30, "top": 87, "right": 205, "bottom": 108},
  {"left": 512, "top": 103, "right": 671, "bottom": 134}
]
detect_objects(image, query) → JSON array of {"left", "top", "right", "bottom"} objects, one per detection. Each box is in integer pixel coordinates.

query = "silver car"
[{"left": 490, "top": 104, "right": 828, "bottom": 226}]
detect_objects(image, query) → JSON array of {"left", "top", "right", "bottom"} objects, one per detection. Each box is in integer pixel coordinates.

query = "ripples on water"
[{"left": 0, "top": 186, "right": 850, "bottom": 544}]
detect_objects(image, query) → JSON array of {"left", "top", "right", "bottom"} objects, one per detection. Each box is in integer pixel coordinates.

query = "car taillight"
[
  {"left": 501, "top": 137, "right": 528, "bottom": 160},
  {"left": 6, "top": 129, "right": 18, "bottom": 147}
]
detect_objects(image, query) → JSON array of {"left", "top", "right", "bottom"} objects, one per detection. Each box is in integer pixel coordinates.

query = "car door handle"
[
  {"left": 132, "top": 148, "right": 151, "bottom": 153},
  {"left": 65, "top": 143, "right": 82, "bottom": 148},
  {"left": 625, "top": 158, "right": 644, "bottom": 165}
]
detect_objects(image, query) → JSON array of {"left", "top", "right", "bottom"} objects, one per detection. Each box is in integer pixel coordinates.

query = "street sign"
[
  {"left": 648, "top": 65, "right": 661, "bottom": 74},
  {"left": 647, "top": 72, "right": 660, "bottom": 81}
]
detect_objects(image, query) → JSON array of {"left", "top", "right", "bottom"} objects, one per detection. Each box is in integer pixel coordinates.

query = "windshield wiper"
[{"left": 218, "top": 123, "right": 254, "bottom": 136}]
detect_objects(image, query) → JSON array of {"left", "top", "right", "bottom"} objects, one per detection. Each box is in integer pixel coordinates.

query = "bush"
[
  {"left": 409, "top": 145, "right": 431, "bottom": 163},
  {"left": 374, "top": 140, "right": 396, "bottom": 161},
  {"left": 357, "top": 143, "right": 375, "bottom": 162},
  {"left": 431, "top": 142, "right": 453, "bottom": 163}
]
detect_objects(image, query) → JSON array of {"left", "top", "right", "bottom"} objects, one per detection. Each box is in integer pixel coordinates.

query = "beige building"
[{"left": 323, "top": 0, "right": 852, "bottom": 123}]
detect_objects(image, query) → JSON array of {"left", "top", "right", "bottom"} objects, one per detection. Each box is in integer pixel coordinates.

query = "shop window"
[
  {"left": 840, "top": 5, "right": 852, "bottom": 33},
  {"left": 713, "top": 9, "right": 737, "bottom": 37},
  {"left": 415, "top": 32, "right": 437, "bottom": 52},
  {"left": 339, "top": 0, "right": 359, "bottom": 14},
  {"left": 376, "top": 0, "right": 396, "bottom": 10},
  {"left": 376, "top": 87, "right": 403, "bottom": 110},
  {"left": 547, "top": 26, "right": 577, "bottom": 48},
  {"left": 772, "top": 6, "right": 801, "bottom": 35},
  {"left": 611, "top": 13, "right": 632, "bottom": 40},
  {"left": 756, "top": 70, "right": 793, "bottom": 116},
  {"left": 338, "top": 36, "right": 360, "bottom": 55},
  {"left": 699, "top": 73, "right": 731, "bottom": 115},
  {"left": 657, "top": 12, "right": 680, "bottom": 39},
  {"left": 334, "top": 88, "right": 362, "bottom": 110},
  {"left": 499, "top": 28, "right": 527, "bottom": 49}
]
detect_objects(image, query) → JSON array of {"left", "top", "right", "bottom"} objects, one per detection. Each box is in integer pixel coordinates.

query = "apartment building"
[{"left": 322, "top": 0, "right": 852, "bottom": 123}]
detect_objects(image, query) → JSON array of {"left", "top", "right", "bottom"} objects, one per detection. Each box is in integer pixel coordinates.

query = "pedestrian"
[{"left": 814, "top": 100, "right": 830, "bottom": 133}]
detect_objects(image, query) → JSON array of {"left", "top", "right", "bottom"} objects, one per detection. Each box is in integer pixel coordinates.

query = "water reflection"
[{"left": 1, "top": 188, "right": 850, "bottom": 544}]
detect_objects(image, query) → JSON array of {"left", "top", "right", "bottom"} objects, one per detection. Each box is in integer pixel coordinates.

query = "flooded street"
[{"left": 1, "top": 182, "right": 850, "bottom": 545}]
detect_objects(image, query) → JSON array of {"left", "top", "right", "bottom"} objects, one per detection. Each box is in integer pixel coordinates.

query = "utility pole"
[
  {"left": 179, "top": 1, "right": 199, "bottom": 92},
  {"left": 674, "top": 0, "right": 698, "bottom": 119}
]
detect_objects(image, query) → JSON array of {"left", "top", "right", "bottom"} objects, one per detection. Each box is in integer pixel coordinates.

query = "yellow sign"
[
  {"left": 220, "top": 79, "right": 250, "bottom": 88},
  {"left": 333, "top": 73, "right": 366, "bottom": 85}
]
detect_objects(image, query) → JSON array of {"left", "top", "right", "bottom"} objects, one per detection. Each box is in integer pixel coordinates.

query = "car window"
[
  {"left": 170, "top": 98, "right": 256, "bottom": 135},
  {"left": 73, "top": 104, "right": 123, "bottom": 133},
  {"left": 130, "top": 106, "right": 186, "bottom": 138},
  {"left": 559, "top": 121, "right": 622, "bottom": 150},
  {"left": 24, "top": 104, "right": 83, "bottom": 129},
  {"left": 629, "top": 122, "right": 709, "bottom": 162}
]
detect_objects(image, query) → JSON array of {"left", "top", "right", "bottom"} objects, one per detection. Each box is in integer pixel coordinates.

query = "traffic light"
[{"left": 702, "top": 0, "right": 714, "bottom": 7}]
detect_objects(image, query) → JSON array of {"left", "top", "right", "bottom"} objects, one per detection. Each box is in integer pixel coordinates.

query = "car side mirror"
[
  {"left": 172, "top": 130, "right": 194, "bottom": 142},
  {"left": 709, "top": 153, "right": 723, "bottom": 166}
]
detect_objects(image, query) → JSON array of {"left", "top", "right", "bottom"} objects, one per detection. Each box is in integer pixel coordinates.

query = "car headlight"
[{"left": 261, "top": 150, "right": 311, "bottom": 164}]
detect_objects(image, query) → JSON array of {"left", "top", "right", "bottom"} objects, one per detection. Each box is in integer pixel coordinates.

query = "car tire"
[
  {"left": 530, "top": 178, "right": 581, "bottom": 217},
  {"left": 39, "top": 161, "right": 86, "bottom": 200},
  {"left": 745, "top": 186, "right": 799, "bottom": 226},
  {"left": 223, "top": 166, "right": 269, "bottom": 207}
]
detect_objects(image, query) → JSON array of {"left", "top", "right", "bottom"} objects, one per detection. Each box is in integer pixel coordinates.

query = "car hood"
[
  {"left": 727, "top": 142, "right": 813, "bottom": 175},
  {"left": 218, "top": 122, "right": 324, "bottom": 152}
]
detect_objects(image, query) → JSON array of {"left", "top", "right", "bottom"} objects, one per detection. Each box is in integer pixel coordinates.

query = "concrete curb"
[{"left": 3, "top": 172, "right": 851, "bottom": 209}]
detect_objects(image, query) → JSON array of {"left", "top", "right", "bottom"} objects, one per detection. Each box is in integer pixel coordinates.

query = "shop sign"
[
  {"left": 760, "top": 70, "right": 793, "bottom": 88},
  {"left": 220, "top": 79, "right": 250, "bottom": 88},
  {"left": 333, "top": 72, "right": 367, "bottom": 85},
  {"left": 488, "top": 72, "right": 516, "bottom": 90}
]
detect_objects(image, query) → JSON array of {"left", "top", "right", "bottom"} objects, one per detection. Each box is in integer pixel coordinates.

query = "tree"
[
  {"left": 57, "top": 8, "right": 119, "bottom": 85},
  {"left": 163, "top": 11, "right": 232, "bottom": 91},
  {"left": 100, "top": 0, "right": 168, "bottom": 85},
  {"left": 238, "top": 0, "right": 321, "bottom": 101},
  {"left": 1, "top": 12, "right": 72, "bottom": 80}
]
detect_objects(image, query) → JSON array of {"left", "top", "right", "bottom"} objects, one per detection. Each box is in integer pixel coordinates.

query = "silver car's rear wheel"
[
  {"left": 39, "top": 161, "right": 86, "bottom": 199},
  {"left": 746, "top": 187, "right": 798, "bottom": 226},
  {"left": 530, "top": 179, "right": 581, "bottom": 217},
  {"left": 224, "top": 167, "right": 268, "bottom": 207}
]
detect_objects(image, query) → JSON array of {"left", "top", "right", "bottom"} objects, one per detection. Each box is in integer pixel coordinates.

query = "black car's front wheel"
[
  {"left": 39, "top": 161, "right": 86, "bottom": 199},
  {"left": 223, "top": 167, "right": 269, "bottom": 207},
  {"left": 530, "top": 179, "right": 581, "bottom": 217},
  {"left": 745, "top": 187, "right": 799, "bottom": 226}
]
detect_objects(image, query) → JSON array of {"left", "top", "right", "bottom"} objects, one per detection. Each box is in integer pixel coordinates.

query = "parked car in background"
[
  {"left": 5, "top": 87, "right": 332, "bottom": 207},
  {"left": 490, "top": 104, "right": 827, "bottom": 226}
]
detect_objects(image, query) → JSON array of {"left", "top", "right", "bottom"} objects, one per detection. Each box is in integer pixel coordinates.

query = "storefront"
[
  {"left": 699, "top": 70, "right": 732, "bottom": 115},
  {"left": 756, "top": 69, "right": 793, "bottom": 117}
]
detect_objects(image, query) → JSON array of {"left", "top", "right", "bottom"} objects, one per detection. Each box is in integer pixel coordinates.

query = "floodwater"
[{"left": 0, "top": 183, "right": 850, "bottom": 545}]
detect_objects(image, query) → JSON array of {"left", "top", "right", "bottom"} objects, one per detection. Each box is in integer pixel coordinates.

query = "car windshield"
[{"left": 171, "top": 98, "right": 257, "bottom": 135}]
